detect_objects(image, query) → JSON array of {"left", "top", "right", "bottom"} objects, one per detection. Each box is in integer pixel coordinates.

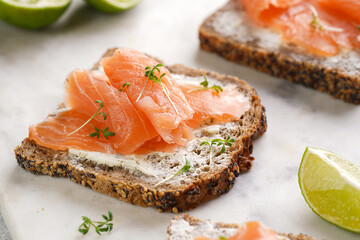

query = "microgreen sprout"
[
  {"left": 136, "top": 64, "right": 179, "bottom": 114},
  {"left": 118, "top": 82, "right": 130, "bottom": 92},
  {"left": 154, "top": 157, "right": 195, "bottom": 187},
  {"left": 136, "top": 64, "right": 163, "bottom": 102},
  {"left": 200, "top": 135, "right": 235, "bottom": 164},
  {"left": 67, "top": 100, "right": 107, "bottom": 136},
  {"left": 309, "top": 6, "right": 343, "bottom": 32},
  {"left": 219, "top": 237, "right": 228, "bottom": 240},
  {"left": 89, "top": 126, "right": 115, "bottom": 139},
  {"left": 78, "top": 210, "right": 113, "bottom": 235},
  {"left": 187, "top": 73, "right": 223, "bottom": 93},
  {"left": 310, "top": 6, "right": 323, "bottom": 30}
]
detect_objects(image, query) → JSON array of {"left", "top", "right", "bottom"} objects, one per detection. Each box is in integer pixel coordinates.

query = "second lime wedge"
[
  {"left": 299, "top": 147, "right": 360, "bottom": 233},
  {"left": 0, "top": 0, "right": 71, "bottom": 29},
  {"left": 85, "top": 0, "right": 141, "bottom": 13}
]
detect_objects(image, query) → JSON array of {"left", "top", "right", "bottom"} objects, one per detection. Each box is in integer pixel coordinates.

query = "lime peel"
[
  {"left": 0, "top": 0, "right": 71, "bottom": 29},
  {"left": 1, "top": 0, "right": 70, "bottom": 8},
  {"left": 85, "top": 0, "right": 141, "bottom": 13}
]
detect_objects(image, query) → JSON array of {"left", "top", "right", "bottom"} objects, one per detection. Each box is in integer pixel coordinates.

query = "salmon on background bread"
[
  {"left": 167, "top": 215, "right": 317, "bottom": 240},
  {"left": 199, "top": 0, "right": 360, "bottom": 104},
  {"left": 240, "top": 0, "right": 360, "bottom": 56},
  {"left": 194, "top": 221, "right": 279, "bottom": 240}
]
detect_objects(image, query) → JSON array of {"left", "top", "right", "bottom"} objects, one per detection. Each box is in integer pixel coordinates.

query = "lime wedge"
[
  {"left": 85, "top": 0, "right": 141, "bottom": 13},
  {"left": 299, "top": 147, "right": 360, "bottom": 233},
  {"left": 0, "top": 0, "right": 71, "bottom": 29}
]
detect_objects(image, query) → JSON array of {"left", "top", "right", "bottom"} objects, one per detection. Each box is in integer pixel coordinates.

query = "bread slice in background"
[
  {"left": 199, "top": 0, "right": 360, "bottom": 104},
  {"left": 168, "top": 214, "right": 317, "bottom": 240},
  {"left": 14, "top": 49, "right": 266, "bottom": 213}
]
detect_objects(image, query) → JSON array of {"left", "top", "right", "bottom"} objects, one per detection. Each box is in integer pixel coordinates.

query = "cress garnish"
[
  {"left": 187, "top": 73, "right": 223, "bottom": 93},
  {"left": 309, "top": 6, "right": 343, "bottom": 32},
  {"left": 200, "top": 135, "right": 236, "bottom": 163},
  {"left": 154, "top": 157, "right": 195, "bottom": 187},
  {"left": 67, "top": 100, "right": 115, "bottom": 139},
  {"left": 89, "top": 126, "right": 115, "bottom": 139},
  {"left": 136, "top": 64, "right": 179, "bottom": 114},
  {"left": 78, "top": 210, "right": 113, "bottom": 235},
  {"left": 118, "top": 82, "right": 130, "bottom": 92}
]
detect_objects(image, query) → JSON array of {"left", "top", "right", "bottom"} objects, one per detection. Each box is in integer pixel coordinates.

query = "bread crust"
[
  {"left": 199, "top": 0, "right": 360, "bottom": 104},
  {"left": 14, "top": 51, "right": 266, "bottom": 213},
  {"left": 167, "top": 214, "right": 317, "bottom": 240}
]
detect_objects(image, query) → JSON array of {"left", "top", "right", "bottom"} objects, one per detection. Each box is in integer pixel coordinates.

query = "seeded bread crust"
[
  {"left": 199, "top": 0, "right": 360, "bottom": 104},
  {"left": 14, "top": 50, "right": 266, "bottom": 213},
  {"left": 167, "top": 215, "right": 317, "bottom": 240}
]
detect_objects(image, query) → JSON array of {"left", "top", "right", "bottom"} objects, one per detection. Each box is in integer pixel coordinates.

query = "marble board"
[{"left": 0, "top": 0, "right": 359, "bottom": 239}]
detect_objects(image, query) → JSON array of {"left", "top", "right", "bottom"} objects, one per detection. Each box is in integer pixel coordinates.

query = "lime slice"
[
  {"left": 85, "top": 0, "right": 141, "bottom": 13},
  {"left": 299, "top": 147, "right": 360, "bottom": 233},
  {"left": 0, "top": 0, "right": 71, "bottom": 29}
]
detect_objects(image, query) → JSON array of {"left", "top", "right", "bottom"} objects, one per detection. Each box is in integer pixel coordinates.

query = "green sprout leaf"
[
  {"left": 118, "top": 82, "right": 131, "bottom": 92},
  {"left": 89, "top": 126, "right": 100, "bottom": 139},
  {"left": 155, "top": 157, "right": 195, "bottom": 187},
  {"left": 89, "top": 126, "right": 115, "bottom": 139},
  {"left": 136, "top": 64, "right": 179, "bottom": 114},
  {"left": 310, "top": 8, "right": 323, "bottom": 30},
  {"left": 201, "top": 135, "right": 236, "bottom": 163},
  {"left": 67, "top": 100, "right": 107, "bottom": 136},
  {"left": 173, "top": 157, "right": 194, "bottom": 177},
  {"left": 309, "top": 6, "right": 343, "bottom": 32},
  {"left": 78, "top": 210, "right": 113, "bottom": 235},
  {"left": 187, "top": 73, "right": 223, "bottom": 94}
]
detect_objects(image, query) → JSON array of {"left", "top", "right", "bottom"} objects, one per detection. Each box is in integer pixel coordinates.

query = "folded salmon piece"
[
  {"left": 101, "top": 48, "right": 195, "bottom": 146},
  {"left": 30, "top": 69, "right": 158, "bottom": 155}
]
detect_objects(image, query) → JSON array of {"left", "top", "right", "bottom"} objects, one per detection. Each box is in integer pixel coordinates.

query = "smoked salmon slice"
[
  {"left": 29, "top": 110, "right": 116, "bottom": 154},
  {"left": 240, "top": 0, "right": 360, "bottom": 56},
  {"left": 180, "top": 84, "right": 250, "bottom": 128},
  {"left": 318, "top": 0, "right": 360, "bottom": 24},
  {"left": 195, "top": 221, "right": 279, "bottom": 240},
  {"left": 30, "top": 69, "right": 158, "bottom": 155},
  {"left": 29, "top": 49, "right": 250, "bottom": 155},
  {"left": 101, "top": 48, "right": 194, "bottom": 146}
]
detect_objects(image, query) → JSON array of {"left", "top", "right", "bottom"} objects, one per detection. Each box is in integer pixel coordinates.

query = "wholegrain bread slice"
[
  {"left": 14, "top": 49, "right": 266, "bottom": 213},
  {"left": 199, "top": 0, "right": 360, "bottom": 104},
  {"left": 168, "top": 214, "right": 317, "bottom": 240}
]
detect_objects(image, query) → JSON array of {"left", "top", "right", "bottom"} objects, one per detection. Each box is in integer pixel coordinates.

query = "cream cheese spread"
[{"left": 69, "top": 148, "right": 158, "bottom": 177}]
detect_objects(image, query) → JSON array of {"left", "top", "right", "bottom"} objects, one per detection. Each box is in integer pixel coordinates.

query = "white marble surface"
[
  {"left": 0, "top": 213, "right": 11, "bottom": 240},
  {"left": 0, "top": 0, "right": 360, "bottom": 239}
]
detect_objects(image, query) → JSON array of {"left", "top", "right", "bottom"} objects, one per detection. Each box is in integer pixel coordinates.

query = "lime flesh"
[
  {"left": 0, "top": 0, "right": 71, "bottom": 29},
  {"left": 85, "top": 0, "right": 141, "bottom": 13},
  {"left": 299, "top": 147, "right": 360, "bottom": 233}
]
